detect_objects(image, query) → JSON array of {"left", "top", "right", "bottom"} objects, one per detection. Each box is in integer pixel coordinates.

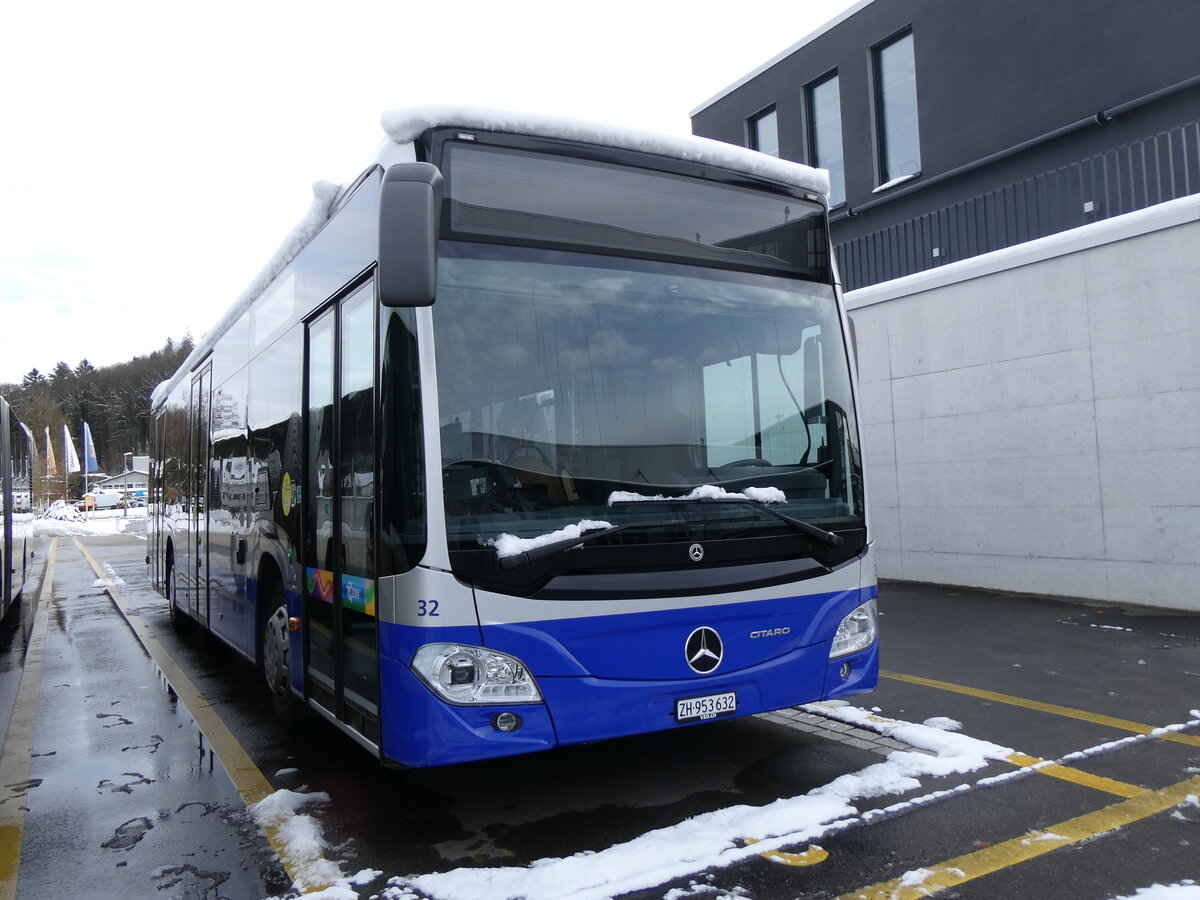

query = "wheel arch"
[{"left": 254, "top": 551, "right": 286, "bottom": 668}]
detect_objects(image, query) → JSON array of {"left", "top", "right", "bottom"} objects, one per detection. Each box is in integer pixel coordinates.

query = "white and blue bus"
[
  {"left": 149, "top": 109, "right": 877, "bottom": 768},
  {"left": 1, "top": 395, "right": 36, "bottom": 621}
]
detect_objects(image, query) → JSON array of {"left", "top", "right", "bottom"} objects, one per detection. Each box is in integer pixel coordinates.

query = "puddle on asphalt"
[
  {"left": 152, "top": 863, "right": 231, "bottom": 898},
  {"left": 121, "top": 733, "right": 164, "bottom": 754},
  {"left": 102, "top": 816, "right": 155, "bottom": 850},
  {"left": 97, "top": 772, "right": 155, "bottom": 793},
  {"left": 2, "top": 778, "right": 43, "bottom": 803},
  {"left": 96, "top": 712, "right": 134, "bottom": 727}
]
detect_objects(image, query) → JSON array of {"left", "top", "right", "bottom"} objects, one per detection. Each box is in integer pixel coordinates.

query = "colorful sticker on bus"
[
  {"left": 306, "top": 567, "right": 334, "bottom": 604},
  {"left": 341, "top": 574, "right": 376, "bottom": 617}
]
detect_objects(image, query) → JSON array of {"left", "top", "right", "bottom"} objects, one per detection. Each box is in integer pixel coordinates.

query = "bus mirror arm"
[{"left": 379, "top": 162, "right": 443, "bottom": 307}]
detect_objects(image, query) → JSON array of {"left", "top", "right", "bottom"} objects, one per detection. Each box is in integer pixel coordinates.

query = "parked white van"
[{"left": 82, "top": 490, "right": 123, "bottom": 510}]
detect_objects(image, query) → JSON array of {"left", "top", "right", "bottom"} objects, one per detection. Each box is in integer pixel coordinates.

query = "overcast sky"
[{"left": 0, "top": 0, "right": 857, "bottom": 385}]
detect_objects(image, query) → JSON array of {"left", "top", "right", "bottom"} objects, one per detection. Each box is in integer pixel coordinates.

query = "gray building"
[
  {"left": 93, "top": 455, "right": 150, "bottom": 500},
  {"left": 691, "top": 0, "right": 1200, "bottom": 290}
]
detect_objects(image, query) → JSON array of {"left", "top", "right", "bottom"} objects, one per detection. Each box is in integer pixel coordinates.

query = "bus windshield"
[{"left": 434, "top": 244, "right": 863, "bottom": 592}]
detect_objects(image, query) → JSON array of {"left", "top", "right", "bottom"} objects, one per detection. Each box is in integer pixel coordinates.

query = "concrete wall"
[{"left": 846, "top": 196, "right": 1200, "bottom": 611}]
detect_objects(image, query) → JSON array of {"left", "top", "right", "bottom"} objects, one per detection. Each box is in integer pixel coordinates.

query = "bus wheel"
[
  {"left": 166, "top": 558, "right": 187, "bottom": 631},
  {"left": 262, "top": 594, "right": 304, "bottom": 728}
]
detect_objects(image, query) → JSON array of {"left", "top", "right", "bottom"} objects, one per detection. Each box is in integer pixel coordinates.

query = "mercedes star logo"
[
  {"left": 688, "top": 543, "right": 705, "bottom": 563},
  {"left": 685, "top": 626, "right": 723, "bottom": 674}
]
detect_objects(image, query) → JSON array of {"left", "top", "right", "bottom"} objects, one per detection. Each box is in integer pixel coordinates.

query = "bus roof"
[
  {"left": 376, "top": 105, "right": 829, "bottom": 198},
  {"left": 153, "top": 108, "right": 829, "bottom": 409}
]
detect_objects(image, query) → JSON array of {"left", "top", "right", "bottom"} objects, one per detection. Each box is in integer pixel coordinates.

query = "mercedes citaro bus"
[{"left": 149, "top": 108, "right": 878, "bottom": 767}]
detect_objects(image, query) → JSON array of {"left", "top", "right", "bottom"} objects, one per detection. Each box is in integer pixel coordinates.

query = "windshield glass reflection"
[{"left": 433, "top": 245, "right": 863, "bottom": 558}]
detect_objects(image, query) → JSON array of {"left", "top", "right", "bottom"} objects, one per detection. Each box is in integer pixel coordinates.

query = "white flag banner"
[{"left": 63, "top": 424, "right": 81, "bottom": 474}]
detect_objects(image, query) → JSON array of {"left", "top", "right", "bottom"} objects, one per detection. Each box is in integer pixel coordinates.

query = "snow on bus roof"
[
  {"left": 378, "top": 104, "right": 829, "bottom": 197},
  {"left": 153, "top": 107, "right": 828, "bottom": 408}
]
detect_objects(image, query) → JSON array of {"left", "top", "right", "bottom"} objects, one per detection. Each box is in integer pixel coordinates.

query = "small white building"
[{"left": 92, "top": 455, "right": 149, "bottom": 500}]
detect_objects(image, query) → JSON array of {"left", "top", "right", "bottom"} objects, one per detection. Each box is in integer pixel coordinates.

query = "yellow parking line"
[
  {"left": 836, "top": 773, "right": 1200, "bottom": 899},
  {"left": 72, "top": 539, "right": 333, "bottom": 894},
  {"left": 882, "top": 670, "right": 1200, "bottom": 748},
  {"left": 0, "top": 539, "right": 57, "bottom": 900},
  {"left": 1004, "top": 752, "right": 1147, "bottom": 799}
]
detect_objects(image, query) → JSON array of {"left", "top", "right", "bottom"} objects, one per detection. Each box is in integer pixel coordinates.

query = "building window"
[
  {"left": 807, "top": 73, "right": 845, "bottom": 207},
  {"left": 748, "top": 106, "right": 780, "bottom": 157},
  {"left": 874, "top": 30, "right": 921, "bottom": 184}
]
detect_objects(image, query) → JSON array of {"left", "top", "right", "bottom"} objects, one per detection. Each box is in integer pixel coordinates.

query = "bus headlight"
[
  {"left": 830, "top": 599, "right": 877, "bottom": 659},
  {"left": 412, "top": 643, "right": 543, "bottom": 705}
]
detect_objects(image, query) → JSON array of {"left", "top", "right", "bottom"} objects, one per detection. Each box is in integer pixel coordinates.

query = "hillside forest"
[{"left": 1, "top": 335, "right": 194, "bottom": 503}]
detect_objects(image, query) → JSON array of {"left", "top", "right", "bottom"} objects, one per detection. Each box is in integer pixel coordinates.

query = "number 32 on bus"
[{"left": 149, "top": 108, "right": 878, "bottom": 768}]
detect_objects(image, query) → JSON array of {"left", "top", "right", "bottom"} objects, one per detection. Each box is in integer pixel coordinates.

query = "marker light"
[
  {"left": 412, "top": 643, "right": 543, "bottom": 705},
  {"left": 830, "top": 599, "right": 878, "bottom": 659}
]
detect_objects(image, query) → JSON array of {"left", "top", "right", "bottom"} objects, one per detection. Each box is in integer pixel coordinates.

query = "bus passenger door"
[
  {"left": 304, "top": 280, "right": 380, "bottom": 746},
  {"left": 188, "top": 366, "right": 212, "bottom": 624}
]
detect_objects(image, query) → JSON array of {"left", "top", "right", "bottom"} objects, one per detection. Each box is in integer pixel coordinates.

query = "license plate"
[{"left": 676, "top": 691, "right": 737, "bottom": 722}]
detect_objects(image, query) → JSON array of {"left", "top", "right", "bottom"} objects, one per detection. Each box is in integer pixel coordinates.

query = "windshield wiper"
[
  {"left": 709, "top": 498, "right": 843, "bottom": 546},
  {"left": 496, "top": 500, "right": 843, "bottom": 571},
  {"left": 609, "top": 496, "right": 844, "bottom": 547},
  {"left": 496, "top": 520, "right": 675, "bottom": 570}
]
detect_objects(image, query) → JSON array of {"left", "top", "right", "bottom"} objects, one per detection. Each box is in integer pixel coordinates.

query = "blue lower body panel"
[
  {"left": 376, "top": 584, "right": 878, "bottom": 767},
  {"left": 377, "top": 636, "right": 878, "bottom": 768},
  {"left": 542, "top": 639, "right": 878, "bottom": 747}
]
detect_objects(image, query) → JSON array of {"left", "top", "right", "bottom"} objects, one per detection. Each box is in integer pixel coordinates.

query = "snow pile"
[
  {"left": 487, "top": 520, "right": 613, "bottom": 559},
  {"left": 608, "top": 485, "right": 786, "bottom": 505},
  {"left": 396, "top": 705, "right": 1014, "bottom": 900},
  {"left": 252, "top": 789, "right": 345, "bottom": 895},
  {"left": 93, "top": 562, "right": 126, "bottom": 589},
  {"left": 804, "top": 702, "right": 1014, "bottom": 768},
  {"left": 41, "top": 500, "right": 85, "bottom": 522}
]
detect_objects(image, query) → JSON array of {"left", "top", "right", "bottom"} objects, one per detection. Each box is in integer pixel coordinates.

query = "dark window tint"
[
  {"left": 379, "top": 307, "right": 425, "bottom": 575},
  {"left": 305, "top": 308, "right": 336, "bottom": 699},
  {"left": 443, "top": 143, "right": 828, "bottom": 279},
  {"left": 338, "top": 284, "right": 378, "bottom": 713}
]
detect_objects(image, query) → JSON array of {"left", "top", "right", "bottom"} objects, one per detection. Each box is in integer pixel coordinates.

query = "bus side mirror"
[{"left": 379, "top": 162, "right": 443, "bottom": 307}]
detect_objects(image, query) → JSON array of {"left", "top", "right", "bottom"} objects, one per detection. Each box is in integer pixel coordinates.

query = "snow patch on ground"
[
  {"left": 1106, "top": 882, "right": 1200, "bottom": 900},
  {"left": 252, "top": 789, "right": 345, "bottom": 895},
  {"left": 34, "top": 502, "right": 148, "bottom": 536},
  {"left": 390, "top": 704, "right": 1013, "bottom": 900},
  {"left": 93, "top": 562, "right": 126, "bottom": 588}
]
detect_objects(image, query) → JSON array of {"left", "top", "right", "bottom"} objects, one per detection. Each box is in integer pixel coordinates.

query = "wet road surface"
[
  {"left": 1, "top": 537, "right": 286, "bottom": 899},
  {"left": 1, "top": 533, "right": 1197, "bottom": 900}
]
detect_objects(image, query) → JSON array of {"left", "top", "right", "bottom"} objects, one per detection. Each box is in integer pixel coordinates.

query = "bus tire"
[
  {"left": 165, "top": 555, "right": 189, "bottom": 631},
  {"left": 262, "top": 588, "right": 304, "bottom": 728}
]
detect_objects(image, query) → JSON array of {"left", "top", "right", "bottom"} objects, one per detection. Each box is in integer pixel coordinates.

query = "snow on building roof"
[{"left": 153, "top": 107, "right": 827, "bottom": 408}]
